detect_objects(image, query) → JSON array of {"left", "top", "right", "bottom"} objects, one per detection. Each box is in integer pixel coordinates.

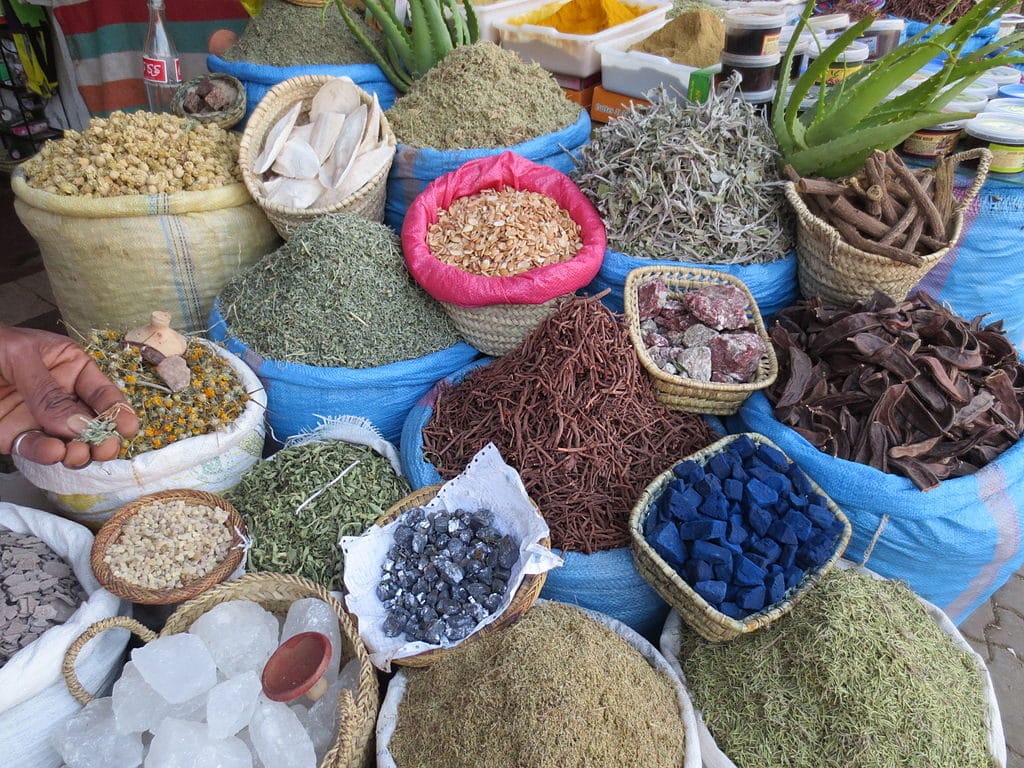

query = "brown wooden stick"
[
  {"left": 797, "top": 177, "right": 850, "bottom": 196},
  {"left": 903, "top": 213, "right": 926, "bottom": 255},
  {"left": 918, "top": 232, "right": 950, "bottom": 252},
  {"left": 879, "top": 201, "right": 919, "bottom": 246},
  {"left": 829, "top": 195, "right": 891, "bottom": 239},
  {"left": 831, "top": 216, "right": 926, "bottom": 266},
  {"left": 933, "top": 155, "right": 955, "bottom": 224},
  {"left": 886, "top": 151, "right": 945, "bottom": 240},
  {"left": 880, "top": 193, "right": 903, "bottom": 225},
  {"left": 864, "top": 151, "right": 887, "bottom": 219}
]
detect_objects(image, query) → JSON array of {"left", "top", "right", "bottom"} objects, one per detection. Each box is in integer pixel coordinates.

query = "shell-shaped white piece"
[
  {"left": 358, "top": 93, "right": 382, "bottom": 155},
  {"left": 333, "top": 143, "right": 394, "bottom": 200},
  {"left": 290, "top": 122, "right": 315, "bottom": 144},
  {"left": 310, "top": 77, "right": 361, "bottom": 122},
  {"left": 310, "top": 111, "right": 347, "bottom": 163},
  {"left": 271, "top": 137, "right": 321, "bottom": 179},
  {"left": 329, "top": 104, "right": 367, "bottom": 189},
  {"left": 254, "top": 101, "right": 302, "bottom": 174},
  {"left": 259, "top": 175, "right": 286, "bottom": 200},
  {"left": 267, "top": 176, "right": 324, "bottom": 210}
]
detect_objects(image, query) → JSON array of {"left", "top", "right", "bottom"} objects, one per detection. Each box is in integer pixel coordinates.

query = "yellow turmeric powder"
[{"left": 533, "top": 0, "right": 646, "bottom": 35}]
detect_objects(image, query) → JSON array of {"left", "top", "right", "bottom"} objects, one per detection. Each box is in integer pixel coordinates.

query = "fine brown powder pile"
[
  {"left": 631, "top": 10, "right": 725, "bottom": 67},
  {"left": 390, "top": 601, "right": 685, "bottom": 768}
]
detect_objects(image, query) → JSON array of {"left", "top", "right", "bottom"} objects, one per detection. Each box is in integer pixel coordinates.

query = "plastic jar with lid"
[
  {"left": 776, "top": 28, "right": 813, "bottom": 80},
  {"left": 807, "top": 13, "right": 850, "bottom": 43},
  {"left": 985, "top": 98, "right": 1024, "bottom": 120},
  {"left": 720, "top": 50, "right": 782, "bottom": 92},
  {"left": 808, "top": 42, "right": 868, "bottom": 86},
  {"left": 724, "top": 10, "right": 786, "bottom": 56},
  {"left": 963, "top": 113, "right": 1024, "bottom": 173},
  {"left": 999, "top": 84, "right": 1024, "bottom": 99},
  {"left": 901, "top": 119, "right": 970, "bottom": 158},
  {"left": 858, "top": 18, "right": 904, "bottom": 62},
  {"left": 984, "top": 66, "right": 1022, "bottom": 87},
  {"left": 966, "top": 79, "right": 1000, "bottom": 99}
]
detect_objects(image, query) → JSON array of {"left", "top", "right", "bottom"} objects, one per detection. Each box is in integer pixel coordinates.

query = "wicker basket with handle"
[
  {"left": 785, "top": 148, "right": 992, "bottom": 306},
  {"left": 373, "top": 483, "right": 550, "bottom": 667},
  {"left": 63, "top": 573, "right": 379, "bottom": 768},
  {"left": 90, "top": 489, "right": 246, "bottom": 606},
  {"left": 239, "top": 74, "right": 396, "bottom": 239},
  {"left": 171, "top": 73, "right": 246, "bottom": 130},
  {"left": 441, "top": 296, "right": 566, "bottom": 356},
  {"left": 624, "top": 265, "right": 778, "bottom": 416},
  {"left": 629, "top": 433, "right": 852, "bottom": 643}
]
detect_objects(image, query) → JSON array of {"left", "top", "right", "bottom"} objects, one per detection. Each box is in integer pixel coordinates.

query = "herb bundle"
[
  {"left": 573, "top": 83, "right": 792, "bottom": 264},
  {"left": 681, "top": 568, "right": 992, "bottom": 768}
]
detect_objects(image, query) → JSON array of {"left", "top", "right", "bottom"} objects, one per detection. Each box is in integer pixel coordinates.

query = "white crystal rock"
[
  {"left": 53, "top": 697, "right": 144, "bottom": 768},
  {"left": 207, "top": 671, "right": 263, "bottom": 739},
  {"left": 133, "top": 634, "right": 218, "bottom": 704},
  {"left": 306, "top": 658, "right": 359, "bottom": 761},
  {"left": 250, "top": 700, "right": 316, "bottom": 768},
  {"left": 146, "top": 718, "right": 252, "bottom": 768},
  {"left": 237, "top": 728, "right": 265, "bottom": 768},
  {"left": 280, "top": 599, "right": 342, "bottom": 683},
  {"left": 189, "top": 600, "right": 279, "bottom": 679},
  {"left": 112, "top": 662, "right": 169, "bottom": 734}
]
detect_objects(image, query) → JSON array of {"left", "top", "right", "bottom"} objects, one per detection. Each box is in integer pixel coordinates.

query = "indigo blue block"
[
  {"left": 727, "top": 516, "right": 748, "bottom": 545},
  {"left": 787, "top": 491, "right": 808, "bottom": 510},
  {"left": 769, "top": 562, "right": 783, "bottom": 575},
  {"left": 748, "top": 465, "right": 778, "bottom": 484},
  {"left": 708, "top": 453, "right": 733, "bottom": 480},
  {"left": 724, "top": 478, "right": 744, "bottom": 502},
  {"left": 713, "top": 561, "right": 734, "bottom": 582},
  {"left": 732, "top": 435, "right": 756, "bottom": 458},
  {"left": 783, "top": 510, "right": 813, "bottom": 542},
  {"left": 692, "top": 539, "right": 732, "bottom": 565},
  {"left": 673, "top": 460, "right": 702, "bottom": 482},
  {"left": 719, "top": 601, "right": 744, "bottom": 619},
  {"left": 730, "top": 464, "right": 749, "bottom": 482},
  {"left": 785, "top": 568, "right": 805, "bottom": 590},
  {"left": 768, "top": 519, "right": 798, "bottom": 547},
  {"left": 788, "top": 466, "right": 814, "bottom": 495},
  {"left": 685, "top": 559, "right": 713, "bottom": 584},
  {"left": 696, "top": 475, "right": 722, "bottom": 496},
  {"left": 764, "top": 473, "right": 793, "bottom": 496},
  {"left": 725, "top": 582, "right": 740, "bottom": 601},
  {"left": 826, "top": 518, "right": 846, "bottom": 539},
  {"left": 747, "top": 478, "right": 779, "bottom": 507},
  {"left": 756, "top": 444, "right": 790, "bottom": 472},
  {"left": 805, "top": 503, "right": 834, "bottom": 530},
  {"left": 739, "top": 584, "right": 767, "bottom": 612},
  {"left": 748, "top": 504, "right": 772, "bottom": 537},
  {"left": 723, "top": 540, "right": 743, "bottom": 555},
  {"left": 694, "top": 579, "right": 728, "bottom": 604},
  {"left": 652, "top": 523, "right": 686, "bottom": 565},
  {"left": 767, "top": 572, "right": 786, "bottom": 603},
  {"left": 808, "top": 493, "right": 829, "bottom": 508},
  {"left": 748, "top": 553, "right": 771, "bottom": 570},
  {"left": 679, "top": 520, "right": 727, "bottom": 540},
  {"left": 734, "top": 555, "right": 768, "bottom": 587},
  {"left": 666, "top": 490, "right": 700, "bottom": 522},
  {"left": 750, "top": 537, "right": 781, "bottom": 563},
  {"left": 701, "top": 491, "right": 730, "bottom": 521},
  {"left": 779, "top": 543, "right": 797, "bottom": 570}
]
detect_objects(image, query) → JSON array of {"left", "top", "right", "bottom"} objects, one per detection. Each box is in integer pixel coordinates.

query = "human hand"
[{"left": 0, "top": 326, "right": 140, "bottom": 468}]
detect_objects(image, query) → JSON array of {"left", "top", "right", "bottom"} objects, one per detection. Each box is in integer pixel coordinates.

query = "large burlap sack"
[
  {"left": 13, "top": 341, "right": 267, "bottom": 529},
  {"left": 11, "top": 170, "right": 280, "bottom": 334},
  {"left": 0, "top": 503, "right": 131, "bottom": 768}
]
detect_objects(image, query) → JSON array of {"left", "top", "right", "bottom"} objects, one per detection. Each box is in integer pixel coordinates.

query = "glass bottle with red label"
[{"left": 143, "top": 0, "right": 181, "bottom": 112}]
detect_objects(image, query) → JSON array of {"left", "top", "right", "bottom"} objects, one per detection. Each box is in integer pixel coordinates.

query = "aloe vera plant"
[
  {"left": 772, "top": 0, "right": 1024, "bottom": 177},
  {"left": 332, "top": 0, "right": 479, "bottom": 92}
]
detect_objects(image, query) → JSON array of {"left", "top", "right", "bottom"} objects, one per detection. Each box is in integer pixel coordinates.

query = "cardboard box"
[
  {"left": 563, "top": 84, "right": 598, "bottom": 108},
  {"left": 589, "top": 85, "right": 651, "bottom": 123},
  {"left": 553, "top": 71, "right": 603, "bottom": 91}
]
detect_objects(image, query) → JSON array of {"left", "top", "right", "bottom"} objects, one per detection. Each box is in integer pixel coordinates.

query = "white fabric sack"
[
  {"left": 376, "top": 599, "right": 702, "bottom": 768},
  {"left": 659, "top": 560, "right": 1008, "bottom": 768},
  {"left": 14, "top": 341, "right": 268, "bottom": 528},
  {"left": 0, "top": 503, "right": 131, "bottom": 768}
]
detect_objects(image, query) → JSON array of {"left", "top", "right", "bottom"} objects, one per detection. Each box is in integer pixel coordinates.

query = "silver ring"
[{"left": 11, "top": 429, "right": 46, "bottom": 458}]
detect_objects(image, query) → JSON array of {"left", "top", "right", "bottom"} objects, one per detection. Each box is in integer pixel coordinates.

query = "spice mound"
[
  {"left": 427, "top": 186, "right": 582, "bottom": 277},
  {"left": 222, "top": 0, "right": 382, "bottom": 67},
  {"left": 530, "top": 0, "right": 647, "bottom": 35},
  {"left": 631, "top": 9, "right": 725, "bottom": 67},
  {"left": 104, "top": 499, "right": 234, "bottom": 590},
  {"left": 386, "top": 42, "right": 580, "bottom": 150},
  {"left": 180, "top": 76, "right": 238, "bottom": 115},
  {"left": 390, "top": 601, "right": 685, "bottom": 768},
  {"left": 423, "top": 296, "right": 717, "bottom": 553},
  {"left": 767, "top": 293, "right": 1024, "bottom": 490},
  {"left": 378, "top": 506, "right": 518, "bottom": 644},
  {"left": 1, "top": 531, "right": 86, "bottom": 666},
  {"left": 85, "top": 331, "right": 249, "bottom": 459},
  {"left": 638, "top": 278, "right": 767, "bottom": 383},
  {"left": 228, "top": 440, "right": 410, "bottom": 588},
  {"left": 574, "top": 86, "right": 792, "bottom": 264},
  {"left": 22, "top": 111, "right": 241, "bottom": 197},
  {"left": 219, "top": 213, "right": 459, "bottom": 368},
  {"left": 681, "top": 568, "right": 993, "bottom": 768}
]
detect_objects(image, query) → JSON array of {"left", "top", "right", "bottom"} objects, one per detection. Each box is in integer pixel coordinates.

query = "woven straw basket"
[
  {"left": 785, "top": 148, "right": 992, "bottom": 306},
  {"left": 171, "top": 73, "right": 246, "bottom": 130},
  {"left": 90, "top": 489, "right": 246, "bottom": 606},
  {"left": 442, "top": 296, "right": 566, "bottom": 356},
  {"left": 374, "top": 484, "right": 550, "bottom": 667},
  {"left": 629, "top": 433, "right": 852, "bottom": 643},
  {"left": 624, "top": 266, "right": 778, "bottom": 416},
  {"left": 239, "top": 74, "right": 396, "bottom": 239},
  {"left": 64, "top": 573, "right": 379, "bottom": 768}
]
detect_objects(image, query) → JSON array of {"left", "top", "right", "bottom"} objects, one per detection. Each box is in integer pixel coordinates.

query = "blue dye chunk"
[
  {"left": 750, "top": 537, "right": 781, "bottom": 563},
  {"left": 764, "top": 473, "right": 793, "bottom": 496},
  {"left": 673, "top": 460, "right": 702, "bottom": 481},
  {"left": 734, "top": 555, "right": 768, "bottom": 587},
  {"left": 685, "top": 559, "right": 713, "bottom": 584},
  {"left": 666, "top": 490, "right": 700, "bottom": 522},
  {"left": 755, "top": 444, "right": 790, "bottom": 472},
  {"left": 766, "top": 572, "right": 786, "bottom": 604},
  {"left": 724, "top": 478, "right": 744, "bottom": 502},
  {"left": 730, "top": 464, "right": 749, "bottom": 483},
  {"left": 725, "top": 582, "right": 740, "bottom": 601},
  {"left": 692, "top": 539, "right": 733, "bottom": 565},
  {"left": 695, "top": 475, "right": 722, "bottom": 496},
  {"left": 783, "top": 510, "right": 813, "bottom": 542},
  {"left": 732, "top": 435, "right": 757, "bottom": 458},
  {"left": 747, "top": 553, "right": 771, "bottom": 570},
  {"left": 719, "top": 601, "right": 744, "bottom": 619},
  {"left": 722, "top": 540, "right": 743, "bottom": 555},
  {"left": 787, "top": 492, "right": 808, "bottom": 509},
  {"left": 779, "top": 544, "right": 797, "bottom": 570},
  {"left": 748, "top": 465, "right": 778, "bottom": 484},
  {"left": 708, "top": 453, "right": 733, "bottom": 479},
  {"left": 805, "top": 503, "right": 834, "bottom": 530},
  {"left": 748, "top": 504, "right": 772, "bottom": 537},
  {"left": 767, "top": 519, "right": 798, "bottom": 547},
  {"left": 679, "top": 520, "right": 727, "bottom": 540},
  {"left": 653, "top": 523, "right": 686, "bottom": 565},
  {"left": 785, "top": 568, "right": 805, "bottom": 590},
  {"left": 788, "top": 467, "right": 814, "bottom": 495},
  {"left": 747, "top": 478, "right": 779, "bottom": 507},
  {"left": 727, "top": 516, "right": 748, "bottom": 545},
  {"left": 694, "top": 580, "right": 728, "bottom": 604},
  {"left": 713, "top": 561, "right": 734, "bottom": 582},
  {"left": 808, "top": 493, "right": 829, "bottom": 508},
  {"left": 739, "top": 585, "right": 767, "bottom": 612},
  {"left": 700, "top": 491, "right": 730, "bottom": 520}
]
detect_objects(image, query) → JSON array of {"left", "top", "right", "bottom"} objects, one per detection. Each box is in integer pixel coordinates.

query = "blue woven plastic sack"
[
  {"left": 208, "top": 301, "right": 478, "bottom": 445},
  {"left": 384, "top": 110, "right": 591, "bottom": 231},
  {"left": 585, "top": 248, "right": 799, "bottom": 319},
  {"left": 915, "top": 176, "right": 1024, "bottom": 351},
  {"left": 207, "top": 55, "right": 396, "bottom": 126},
  {"left": 729, "top": 392, "right": 1024, "bottom": 624}
]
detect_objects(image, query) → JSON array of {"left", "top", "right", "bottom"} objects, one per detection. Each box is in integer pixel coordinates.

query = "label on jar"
[
  {"left": 987, "top": 142, "right": 1024, "bottom": 173},
  {"left": 143, "top": 56, "right": 182, "bottom": 84},
  {"left": 902, "top": 129, "right": 960, "bottom": 157},
  {"left": 825, "top": 62, "right": 862, "bottom": 86},
  {"left": 761, "top": 32, "right": 781, "bottom": 55}
]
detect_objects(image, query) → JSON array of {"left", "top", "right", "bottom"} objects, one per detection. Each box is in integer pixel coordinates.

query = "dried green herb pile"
[
  {"left": 681, "top": 568, "right": 992, "bottom": 768},
  {"left": 218, "top": 213, "right": 459, "bottom": 368},
  {"left": 221, "top": 0, "right": 382, "bottom": 67},
  {"left": 386, "top": 42, "right": 580, "bottom": 150},
  {"left": 227, "top": 440, "right": 409, "bottom": 588},
  {"left": 573, "top": 84, "right": 792, "bottom": 264},
  {"left": 390, "top": 601, "right": 685, "bottom": 768}
]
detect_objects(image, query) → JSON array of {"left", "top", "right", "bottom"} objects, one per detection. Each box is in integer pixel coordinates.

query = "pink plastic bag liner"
[{"left": 402, "top": 152, "right": 606, "bottom": 307}]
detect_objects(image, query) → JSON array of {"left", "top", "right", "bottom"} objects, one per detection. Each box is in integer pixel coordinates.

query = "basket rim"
[
  {"left": 628, "top": 432, "right": 852, "bottom": 636},
  {"left": 171, "top": 72, "right": 246, "bottom": 122},
  {"left": 238, "top": 74, "right": 396, "bottom": 218},
  {"left": 90, "top": 489, "right": 247, "bottom": 605},
  {"left": 623, "top": 265, "right": 780, "bottom": 394}
]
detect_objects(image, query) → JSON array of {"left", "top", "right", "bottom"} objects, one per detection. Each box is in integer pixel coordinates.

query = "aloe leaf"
[
  {"left": 968, "top": 28, "right": 1024, "bottom": 59},
  {"left": 333, "top": 0, "right": 413, "bottom": 92},
  {"left": 464, "top": 0, "right": 479, "bottom": 41},
  {"left": 442, "top": 0, "right": 470, "bottom": 45}
]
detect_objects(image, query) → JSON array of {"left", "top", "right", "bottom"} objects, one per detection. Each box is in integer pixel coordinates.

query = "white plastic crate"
[{"left": 597, "top": 25, "right": 700, "bottom": 100}]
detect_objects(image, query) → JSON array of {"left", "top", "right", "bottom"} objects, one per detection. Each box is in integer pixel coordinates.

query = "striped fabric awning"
[{"left": 54, "top": 0, "right": 248, "bottom": 116}]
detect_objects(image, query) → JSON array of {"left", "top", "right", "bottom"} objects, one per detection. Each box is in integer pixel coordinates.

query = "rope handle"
[
  {"left": 320, "top": 686, "right": 357, "bottom": 766},
  {"left": 947, "top": 147, "right": 993, "bottom": 214},
  {"left": 63, "top": 616, "right": 156, "bottom": 705}
]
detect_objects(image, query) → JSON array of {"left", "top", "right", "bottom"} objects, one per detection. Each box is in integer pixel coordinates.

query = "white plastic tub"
[
  {"left": 496, "top": 0, "right": 672, "bottom": 77},
  {"left": 465, "top": 0, "right": 556, "bottom": 42},
  {"left": 597, "top": 25, "right": 698, "bottom": 100}
]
